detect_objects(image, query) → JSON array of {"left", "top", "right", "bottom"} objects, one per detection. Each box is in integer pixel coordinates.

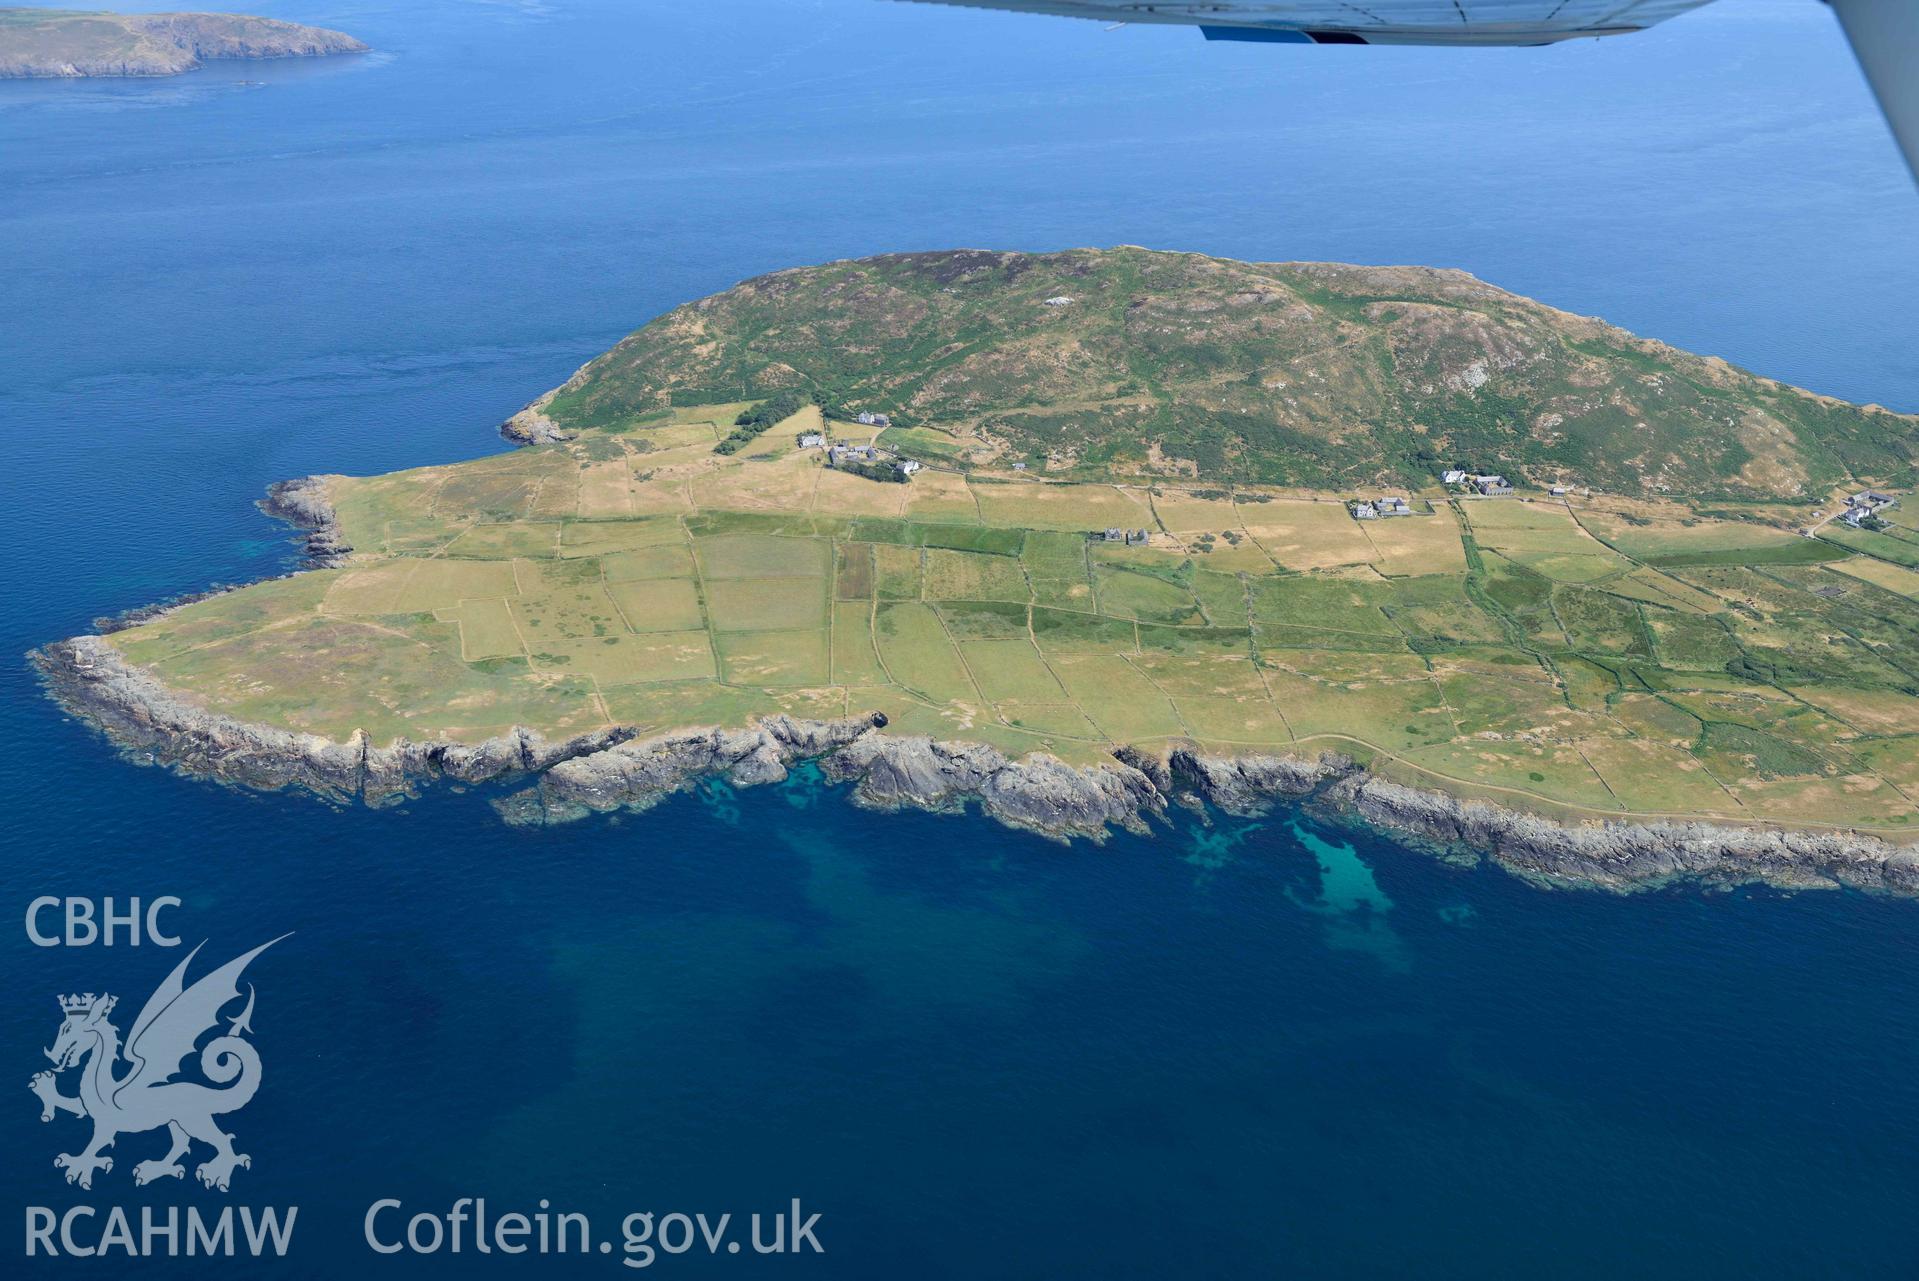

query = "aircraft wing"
[
  {"left": 1830, "top": 0, "right": 1917, "bottom": 182},
  {"left": 892, "top": 0, "right": 1918, "bottom": 180},
  {"left": 892, "top": 1, "right": 1716, "bottom": 46}
]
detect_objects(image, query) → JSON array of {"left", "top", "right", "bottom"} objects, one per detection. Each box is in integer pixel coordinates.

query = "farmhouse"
[
  {"left": 1474, "top": 475, "right": 1514, "bottom": 497},
  {"left": 1842, "top": 491, "right": 1897, "bottom": 527},
  {"left": 855, "top": 412, "right": 891, "bottom": 427},
  {"left": 798, "top": 432, "right": 825, "bottom": 449},
  {"left": 1441, "top": 469, "right": 1469, "bottom": 486},
  {"left": 1550, "top": 484, "right": 1569, "bottom": 496},
  {"left": 1354, "top": 497, "right": 1410, "bottom": 520},
  {"left": 896, "top": 459, "right": 922, "bottom": 477}
]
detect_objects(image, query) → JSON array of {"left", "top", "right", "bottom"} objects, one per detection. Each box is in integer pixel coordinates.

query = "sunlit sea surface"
[{"left": 2, "top": 1, "right": 1916, "bottom": 1275}]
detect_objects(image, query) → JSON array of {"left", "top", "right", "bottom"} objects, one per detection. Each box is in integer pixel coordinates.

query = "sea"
[{"left": 1, "top": 1, "right": 1917, "bottom": 1275}]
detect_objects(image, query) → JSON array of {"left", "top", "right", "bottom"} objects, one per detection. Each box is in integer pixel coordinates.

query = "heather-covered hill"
[{"left": 534, "top": 247, "right": 1916, "bottom": 498}]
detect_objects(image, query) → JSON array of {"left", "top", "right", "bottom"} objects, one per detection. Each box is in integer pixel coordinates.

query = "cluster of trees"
[
  {"left": 834, "top": 458, "right": 908, "bottom": 484},
  {"left": 715, "top": 390, "right": 811, "bottom": 455}
]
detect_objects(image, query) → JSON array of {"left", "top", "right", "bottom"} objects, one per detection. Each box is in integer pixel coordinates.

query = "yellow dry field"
[
  {"left": 970, "top": 482, "right": 1153, "bottom": 531},
  {"left": 1828, "top": 558, "right": 1919, "bottom": 598},
  {"left": 635, "top": 422, "right": 721, "bottom": 450},
  {"left": 1575, "top": 504, "right": 1806, "bottom": 558},
  {"left": 715, "top": 629, "right": 830, "bottom": 687},
  {"left": 602, "top": 544, "right": 697, "bottom": 582},
  {"left": 1606, "top": 567, "right": 1720, "bottom": 614},
  {"left": 1049, "top": 655, "right": 1185, "bottom": 741},
  {"left": 606, "top": 578, "right": 705, "bottom": 633},
  {"left": 922, "top": 549, "right": 1030, "bottom": 602},
  {"left": 705, "top": 578, "right": 827, "bottom": 632},
  {"left": 901, "top": 469, "right": 982, "bottom": 523},
  {"left": 1356, "top": 510, "right": 1467, "bottom": 576},
  {"left": 957, "top": 640, "right": 1068, "bottom": 703},
  {"left": 687, "top": 455, "right": 818, "bottom": 513},
  {"left": 1238, "top": 501, "right": 1375, "bottom": 570},
  {"left": 576, "top": 460, "right": 635, "bottom": 516},
  {"left": 812, "top": 466, "right": 911, "bottom": 517},
  {"left": 1184, "top": 539, "right": 1276, "bottom": 574},
  {"left": 1785, "top": 685, "right": 1919, "bottom": 737},
  {"left": 560, "top": 517, "right": 685, "bottom": 558},
  {"left": 441, "top": 523, "right": 562, "bottom": 560},
  {"left": 1150, "top": 491, "right": 1245, "bottom": 534},
  {"left": 695, "top": 534, "right": 830, "bottom": 579},
  {"left": 1465, "top": 500, "right": 1634, "bottom": 582},
  {"left": 436, "top": 598, "right": 523, "bottom": 661},
  {"left": 324, "top": 559, "right": 519, "bottom": 615}
]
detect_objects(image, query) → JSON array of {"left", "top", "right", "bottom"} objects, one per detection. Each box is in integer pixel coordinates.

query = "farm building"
[
  {"left": 1351, "top": 501, "right": 1380, "bottom": 521},
  {"left": 1842, "top": 491, "right": 1897, "bottom": 527},
  {"left": 855, "top": 412, "right": 891, "bottom": 427}
]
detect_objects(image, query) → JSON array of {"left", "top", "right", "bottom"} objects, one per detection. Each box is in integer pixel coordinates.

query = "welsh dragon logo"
[{"left": 28, "top": 937, "right": 286, "bottom": 1192}]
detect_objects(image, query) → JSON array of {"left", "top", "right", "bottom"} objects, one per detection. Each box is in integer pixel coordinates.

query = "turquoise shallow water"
[{"left": 2, "top": 1, "right": 1917, "bottom": 1275}]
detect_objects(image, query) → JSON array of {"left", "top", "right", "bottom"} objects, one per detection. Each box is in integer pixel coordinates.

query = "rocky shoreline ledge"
[
  {"left": 258, "top": 475, "right": 353, "bottom": 567},
  {"left": 30, "top": 632, "right": 1919, "bottom": 897},
  {"left": 500, "top": 389, "right": 571, "bottom": 445}
]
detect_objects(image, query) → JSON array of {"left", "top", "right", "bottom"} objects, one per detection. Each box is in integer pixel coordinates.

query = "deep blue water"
[{"left": 2, "top": 0, "right": 1917, "bottom": 1275}]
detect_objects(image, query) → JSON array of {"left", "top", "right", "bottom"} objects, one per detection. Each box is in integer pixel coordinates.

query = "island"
[
  {"left": 35, "top": 248, "right": 1919, "bottom": 895},
  {"left": 0, "top": 8, "right": 365, "bottom": 78}
]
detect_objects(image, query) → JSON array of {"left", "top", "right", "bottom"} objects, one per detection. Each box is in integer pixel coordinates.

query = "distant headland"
[{"left": 0, "top": 8, "right": 366, "bottom": 78}]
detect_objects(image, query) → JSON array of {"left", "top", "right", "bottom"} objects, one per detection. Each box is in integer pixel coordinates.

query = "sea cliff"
[{"left": 32, "top": 629, "right": 1919, "bottom": 898}]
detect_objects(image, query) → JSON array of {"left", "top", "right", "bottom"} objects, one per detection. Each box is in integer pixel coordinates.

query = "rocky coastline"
[
  {"left": 500, "top": 390, "right": 572, "bottom": 445},
  {"left": 258, "top": 475, "right": 352, "bottom": 568},
  {"left": 29, "top": 631, "right": 1919, "bottom": 897}
]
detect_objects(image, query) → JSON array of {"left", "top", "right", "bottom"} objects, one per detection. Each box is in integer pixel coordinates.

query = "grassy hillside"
[{"left": 537, "top": 248, "right": 1916, "bottom": 500}]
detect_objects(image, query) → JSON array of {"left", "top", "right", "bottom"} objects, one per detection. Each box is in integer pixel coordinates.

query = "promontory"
[
  {"left": 0, "top": 8, "right": 365, "bottom": 78},
  {"left": 35, "top": 248, "right": 1919, "bottom": 895}
]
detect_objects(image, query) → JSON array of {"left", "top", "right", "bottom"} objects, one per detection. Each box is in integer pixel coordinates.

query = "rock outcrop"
[
  {"left": 1335, "top": 775, "right": 1919, "bottom": 895},
  {"left": 499, "top": 391, "right": 571, "bottom": 445},
  {"left": 258, "top": 475, "right": 351, "bottom": 568},
  {"left": 30, "top": 635, "right": 1919, "bottom": 896}
]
